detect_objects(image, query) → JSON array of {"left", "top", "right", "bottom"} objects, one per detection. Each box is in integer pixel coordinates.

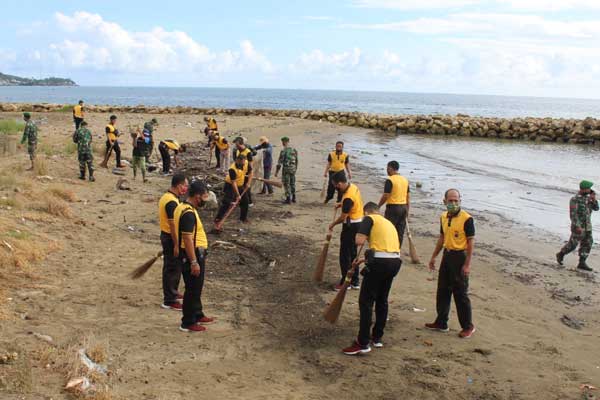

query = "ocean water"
[{"left": 2, "top": 86, "right": 600, "bottom": 119}]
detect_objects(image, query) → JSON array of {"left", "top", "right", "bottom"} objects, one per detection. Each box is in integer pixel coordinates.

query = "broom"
[
  {"left": 405, "top": 220, "right": 420, "bottom": 264},
  {"left": 130, "top": 250, "right": 163, "bottom": 279},
  {"left": 99, "top": 141, "right": 115, "bottom": 168},
  {"left": 323, "top": 243, "right": 365, "bottom": 324},
  {"left": 214, "top": 185, "right": 251, "bottom": 231},
  {"left": 255, "top": 177, "right": 283, "bottom": 188},
  {"left": 320, "top": 176, "right": 328, "bottom": 200},
  {"left": 313, "top": 208, "right": 338, "bottom": 282}
]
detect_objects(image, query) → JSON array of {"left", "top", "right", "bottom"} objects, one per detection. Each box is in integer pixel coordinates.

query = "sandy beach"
[{"left": 1, "top": 110, "right": 599, "bottom": 400}]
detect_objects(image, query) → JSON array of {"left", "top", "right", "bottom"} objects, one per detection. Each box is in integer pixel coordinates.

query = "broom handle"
[
  {"left": 344, "top": 242, "right": 366, "bottom": 284},
  {"left": 215, "top": 185, "right": 251, "bottom": 229}
]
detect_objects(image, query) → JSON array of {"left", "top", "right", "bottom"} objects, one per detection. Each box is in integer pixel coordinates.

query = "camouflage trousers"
[
  {"left": 561, "top": 229, "right": 593, "bottom": 259},
  {"left": 27, "top": 142, "right": 37, "bottom": 160},
  {"left": 78, "top": 151, "right": 94, "bottom": 176},
  {"left": 282, "top": 169, "right": 296, "bottom": 198}
]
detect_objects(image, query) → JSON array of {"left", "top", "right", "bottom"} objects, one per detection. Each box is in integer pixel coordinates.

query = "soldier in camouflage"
[
  {"left": 556, "top": 180, "right": 598, "bottom": 271},
  {"left": 143, "top": 118, "right": 158, "bottom": 163},
  {"left": 20, "top": 112, "right": 37, "bottom": 170},
  {"left": 75, "top": 121, "right": 95, "bottom": 182},
  {"left": 275, "top": 136, "right": 298, "bottom": 204}
]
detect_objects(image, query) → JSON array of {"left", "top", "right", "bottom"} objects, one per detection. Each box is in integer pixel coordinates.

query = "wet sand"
[{"left": 0, "top": 111, "right": 599, "bottom": 399}]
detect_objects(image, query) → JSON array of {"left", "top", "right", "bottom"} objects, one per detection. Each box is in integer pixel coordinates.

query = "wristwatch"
[{"left": 191, "top": 260, "right": 199, "bottom": 266}]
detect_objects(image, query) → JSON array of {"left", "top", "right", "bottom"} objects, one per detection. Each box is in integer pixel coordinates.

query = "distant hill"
[{"left": 0, "top": 72, "right": 76, "bottom": 86}]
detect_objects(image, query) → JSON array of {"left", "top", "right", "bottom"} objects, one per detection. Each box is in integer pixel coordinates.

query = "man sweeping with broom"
[
  {"left": 341, "top": 202, "right": 402, "bottom": 355},
  {"left": 158, "top": 173, "right": 189, "bottom": 311},
  {"left": 214, "top": 153, "right": 252, "bottom": 231},
  {"left": 174, "top": 180, "right": 215, "bottom": 332}
]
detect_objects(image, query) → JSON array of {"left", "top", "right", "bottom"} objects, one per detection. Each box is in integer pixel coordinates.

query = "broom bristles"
[
  {"left": 320, "top": 177, "right": 327, "bottom": 200},
  {"left": 406, "top": 221, "right": 420, "bottom": 264},
  {"left": 130, "top": 251, "right": 163, "bottom": 279},
  {"left": 313, "top": 233, "right": 332, "bottom": 282},
  {"left": 323, "top": 283, "right": 350, "bottom": 323}
]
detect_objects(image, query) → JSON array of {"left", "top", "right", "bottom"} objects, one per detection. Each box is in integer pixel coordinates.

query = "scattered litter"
[
  {"left": 78, "top": 348, "right": 108, "bottom": 375},
  {"left": 112, "top": 168, "right": 126, "bottom": 176},
  {"left": 212, "top": 240, "right": 236, "bottom": 250},
  {"left": 0, "top": 352, "right": 18, "bottom": 364},
  {"left": 423, "top": 340, "right": 433, "bottom": 347},
  {"left": 467, "top": 376, "right": 473, "bottom": 385},
  {"left": 65, "top": 377, "right": 92, "bottom": 392},
  {"left": 116, "top": 178, "right": 130, "bottom": 190},
  {"left": 581, "top": 384, "right": 597, "bottom": 391},
  {"left": 269, "top": 260, "right": 276, "bottom": 268},
  {"left": 561, "top": 314, "right": 585, "bottom": 330},
  {"left": 412, "top": 307, "right": 426, "bottom": 312},
  {"left": 127, "top": 226, "right": 136, "bottom": 232},
  {"left": 416, "top": 182, "right": 423, "bottom": 188},
  {"left": 2, "top": 240, "right": 14, "bottom": 252},
  {"left": 35, "top": 175, "right": 54, "bottom": 182},
  {"left": 31, "top": 332, "right": 54, "bottom": 344}
]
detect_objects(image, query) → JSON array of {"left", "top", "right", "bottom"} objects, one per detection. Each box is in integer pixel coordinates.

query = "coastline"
[
  {"left": 0, "top": 111, "right": 599, "bottom": 399},
  {"left": 2, "top": 101, "right": 600, "bottom": 145}
]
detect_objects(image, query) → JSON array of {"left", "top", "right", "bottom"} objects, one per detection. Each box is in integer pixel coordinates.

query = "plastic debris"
[
  {"left": 78, "top": 348, "right": 108, "bottom": 375},
  {"left": 31, "top": 332, "right": 54, "bottom": 344},
  {"left": 65, "top": 377, "right": 92, "bottom": 392},
  {"left": 412, "top": 307, "right": 426, "bottom": 312}
]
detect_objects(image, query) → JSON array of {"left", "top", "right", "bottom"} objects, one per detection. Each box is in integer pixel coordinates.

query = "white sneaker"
[
  {"left": 351, "top": 285, "right": 360, "bottom": 290},
  {"left": 372, "top": 339, "right": 383, "bottom": 348}
]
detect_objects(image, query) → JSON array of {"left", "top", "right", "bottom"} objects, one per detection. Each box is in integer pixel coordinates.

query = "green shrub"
[{"left": 0, "top": 120, "right": 25, "bottom": 136}]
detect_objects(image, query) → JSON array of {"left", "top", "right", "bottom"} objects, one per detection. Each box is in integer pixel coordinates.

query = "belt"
[
  {"left": 349, "top": 218, "right": 363, "bottom": 223},
  {"left": 444, "top": 248, "right": 466, "bottom": 253},
  {"left": 374, "top": 251, "right": 401, "bottom": 258}
]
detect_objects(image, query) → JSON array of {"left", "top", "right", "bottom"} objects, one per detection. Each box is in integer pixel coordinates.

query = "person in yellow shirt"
[
  {"left": 105, "top": 115, "right": 123, "bottom": 168},
  {"left": 174, "top": 180, "right": 215, "bottom": 332},
  {"left": 342, "top": 202, "right": 402, "bottom": 355},
  {"left": 158, "top": 173, "right": 189, "bottom": 310},
  {"left": 426, "top": 189, "right": 476, "bottom": 339},
  {"left": 324, "top": 141, "right": 352, "bottom": 204},
  {"left": 377, "top": 161, "right": 410, "bottom": 246},
  {"left": 210, "top": 132, "right": 229, "bottom": 172},
  {"left": 159, "top": 139, "right": 187, "bottom": 174},
  {"left": 213, "top": 154, "right": 252, "bottom": 230},
  {"left": 73, "top": 100, "right": 84, "bottom": 130},
  {"left": 329, "top": 170, "right": 364, "bottom": 290}
]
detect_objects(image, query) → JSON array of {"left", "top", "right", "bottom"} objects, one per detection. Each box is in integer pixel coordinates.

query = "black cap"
[{"left": 189, "top": 180, "right": 207, "bottom": 196}]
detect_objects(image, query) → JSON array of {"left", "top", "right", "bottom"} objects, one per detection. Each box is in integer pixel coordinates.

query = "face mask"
[{"left": 446, "top": 203, "right": 460, "bottom": 213}]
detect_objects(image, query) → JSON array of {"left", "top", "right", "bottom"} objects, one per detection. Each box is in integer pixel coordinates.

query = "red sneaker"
[
  {"left": 459, "top": 325, "right": 476, "bottom": 339},
  {"left": 176, "top": 293, "right": 183, "bottom": 300},
  {"left": 161, "top": 303, "right": 183, "bottom": 311},
  {"left": 425, "top": 322, "right": 449, "bottom": 332},
  {"left": 342, "top": 340, "right": 371, "bottom": 356},
  {"left": 197, "top": 316, "right": 215, "bottom": 324},
  {"left": 179, "top": 324, "right": 207, "bottom": 333}
]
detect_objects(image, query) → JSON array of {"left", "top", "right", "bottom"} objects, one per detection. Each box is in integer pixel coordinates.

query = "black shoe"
[
  {"left": 258, "top": 190, "right": 267, "bottom": 195},
  {"left": 78, "top": 174, "right": 85, "bottom": 180},
  {"left": 556, "top": 252, "right": 564, "bottom": 265},
  {"left": 292, "top": 195, "right": 296, "bottom": 203},
  {"left": 89, "top": 175, "right": 95, "bottom": 182},
  {"left": 577, "top": 261, "right": 593, "bottom": 271},
  {"left": 283, "top": 197, "right": 291, "bottom": 204}
]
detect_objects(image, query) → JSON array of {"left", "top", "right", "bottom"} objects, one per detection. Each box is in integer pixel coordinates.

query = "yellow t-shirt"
[{"left": 174, "top": 203, "right": 208, "bottom": 250}]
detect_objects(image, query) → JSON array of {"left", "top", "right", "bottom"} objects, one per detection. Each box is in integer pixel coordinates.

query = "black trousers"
[
  {"left": 215, "top": 147, "right": 221, "bottom": 168},
  {"left": 215, "top": 184, "right": 249, "bottom": 222},
  {"left": 435, "top": 250, "right": 473, "bottom": 330},
  {"left": 105, "top": 140, "right": 121, "bottom": 166},
  {"left": 339, "top": 221, "right": 361, "bottom": 286},
  {"left": 384, "top": 204, "right": 408, "bottom": 247},
  {"left": 145, "top": 140, "right": 154, "bottom": 163},
  {"left": 74, "top": 117, "right": 83, "bottom": 130},
  {"left": 161, "top": 232, "right": 181, "bottom": 305},
  {"left": 326, "top": 170, "right": 344, "bottom": 202},
  {"left": 159, "top": 143, "right": 170, "bottom": 173},
  {"left": 180, "top": 248, "right": 207, "bottom": 327},
  {"left": 358, "top": 258, "right": 402, "bottom": 346}
]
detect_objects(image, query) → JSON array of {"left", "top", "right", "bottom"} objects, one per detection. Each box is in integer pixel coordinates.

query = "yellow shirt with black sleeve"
[
  {"left": 328, "top": 151, "right": 348, "bottom": 172},
  {"left": 158, "top": 191, "right": 180, "bottom": 234},
  {"left": 105, "top": 124, "right": 117, "bottom": 142},
  {"left": 225, "top": 160, "right": 250, "bottom": 188},
  {"left": 215, "top": 136, "right": 229, "bottom": 151},
  {"left": 358, "top": 214, "right": 400, "bottom": 253},
  {"left": 385, "top": 174, "right": 409, "bottom": 205},
  {"left": 234, "top": 147, "right": 253, "bottom": 163},
  {"left": 440, "top": 209, "right": 475, "bottom": 251},
  {"left": 73, "top": 105, "right": 84, "bottom": 118},
  {"left": 208, "top": 118, "right": 218, "bottom": 131},
  {"left": 174, "top": 202, "right": 208, "bottom": 250},
  {"left": 162, "top": 139, "right": 180, "bottom": 152},
  {"left": 341, "top": 183, "right": 364, "bottom": 222}
]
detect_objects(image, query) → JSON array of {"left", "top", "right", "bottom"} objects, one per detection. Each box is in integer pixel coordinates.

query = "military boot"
[
  {"left": 79, "top": 170, "right": 86, "bottom": 180},
  {"left": 556, "top": 251, "right": 564, "bottom": 266},
  {"left": 282, "top": 196, "right": 291, "bottom": 205},
  {"left": 577, "top": 257, "right": 593, "bottom": 271},
  {"left": 89, "top": 174, "right": 95, "bottom": 182},
  {"left": 292, "top": 194, "right": 296, "bottom": 203}
]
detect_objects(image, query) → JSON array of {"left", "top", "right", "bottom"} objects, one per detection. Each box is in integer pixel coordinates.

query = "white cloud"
[
  {"left": 496, "top": 0, "right": 600, "bottom": 11},
  {"left": 45, "top": 11, "right": 273, "bottom": 75},
  {"left": 303, "top": 16, "right": 335, "bottom": 21},
  {"left": 351, "top": 0, "right": 478, "bottom": 10},
  {"left": 292, "top": 48, "right": 362, "bottom": 74}
]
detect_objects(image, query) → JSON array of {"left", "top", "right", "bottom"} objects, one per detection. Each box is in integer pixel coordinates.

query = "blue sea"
[{"left": 2, "top": 86, "right": 600, "bottom": 119}]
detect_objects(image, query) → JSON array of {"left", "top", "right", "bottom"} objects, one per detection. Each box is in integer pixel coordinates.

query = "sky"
[{"left": 3, "top": 0, "right": 600, "bottom": 98}]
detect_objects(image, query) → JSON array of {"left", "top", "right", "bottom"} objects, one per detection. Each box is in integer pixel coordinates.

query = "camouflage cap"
[
  {"left": 580, "top": 180, "right": 594, "bottom": 190},
  {"left": 23, "top": 112, "right": 31, "bottom": 119},
  {"left": 151, "top": 118, "right": 158, "bottom": 124},
  {"left": 280, "top": 136, "right": 290, "bottom": 142}
]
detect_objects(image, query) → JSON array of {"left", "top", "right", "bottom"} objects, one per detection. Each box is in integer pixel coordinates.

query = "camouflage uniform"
[
  {"left": 143, "top": 121, "right": 154, "bottom": 162},
  {"left": 560, "top": 192, "right": 598, "bottom": 261},
  {"left": 20, "top": 120, "right": 38, "bottom": 160},
  {"left": 277, "top": 147, "right": 298, "bottom": 199},
  {"left": 76, "top": 127, "right": 94, "bottom": 180}
]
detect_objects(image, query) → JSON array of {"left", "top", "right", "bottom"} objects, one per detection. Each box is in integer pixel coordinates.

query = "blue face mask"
[{"left": 446, "top": 203, "right": 460, "bottom": 213}]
